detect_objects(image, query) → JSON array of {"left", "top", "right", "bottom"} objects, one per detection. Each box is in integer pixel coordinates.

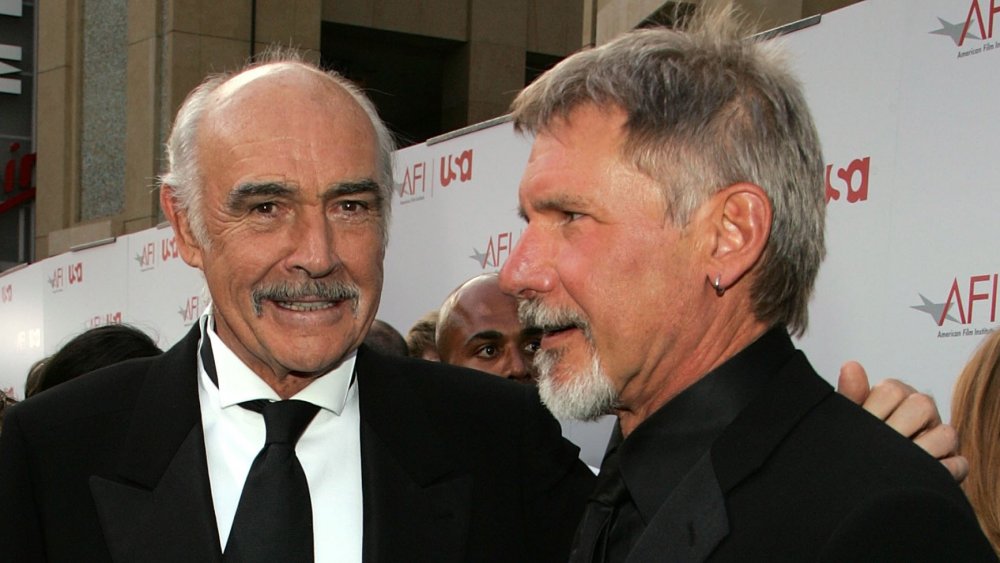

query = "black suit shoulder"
[
  {"left": 818, "top": 482, "right": 996, "bottom": 561},
  {"left": 356, "top": 346, "right": 593, "bottom": 484},
  {"left": 356, "top": 347, "right": 563, "bottom": 449},
  {"left": 11, "top": 354, "right": 154, "bottom": 429},
  {"left": 716, "top": 368, "right": 995, "bottom": 560},
  {"left": 0, "top": 355, "right": 163, "bottom": 563},
  {"left": 355, "top": 348, "right": 596, "bottom": 562},
  {"left": 0, "top": 329, "right": 202, "bottom": 563}
]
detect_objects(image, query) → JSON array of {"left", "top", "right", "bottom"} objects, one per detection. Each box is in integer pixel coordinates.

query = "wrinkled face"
[
  {"left": 499, "top": 104, "right": 702, "bottom": 419},
  {"left": 175, "top": 65, "right": 385, "bottom": 384},
  {"left": 436, "top": 277, "right": 540, "bottom": 383}
]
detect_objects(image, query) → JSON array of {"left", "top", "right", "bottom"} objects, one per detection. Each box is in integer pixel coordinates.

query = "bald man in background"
[{"left": 436, "top": 273, "right": 540, "bottom": 383}]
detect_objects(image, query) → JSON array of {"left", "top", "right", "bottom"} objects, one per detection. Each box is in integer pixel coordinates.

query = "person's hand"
[{"left": 836, "top": 361, "right": 968, "bottom": 482}]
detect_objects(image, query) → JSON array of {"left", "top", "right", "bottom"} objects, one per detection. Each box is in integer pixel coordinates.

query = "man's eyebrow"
[
  {"left": 227, "top": 182, "right": 295, "bottom": 209},
  {"left": 519, "top": 194, "right": 590, "bottom": 219},
  {"left": 466, "top": 330, "right": 503, "bottom": 345},
  {"left": 323, "top": 179, "right": 382, "bottom": 198},
  {"left": 322, "top": 179, "right": 385, "bottom": 212}
]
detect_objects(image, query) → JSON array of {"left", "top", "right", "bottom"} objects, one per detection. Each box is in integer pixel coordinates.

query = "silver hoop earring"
[{"left": 713, "top": 274, "right": 725, "bottom": 297}]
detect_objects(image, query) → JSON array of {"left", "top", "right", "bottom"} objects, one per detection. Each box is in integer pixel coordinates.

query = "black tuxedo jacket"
[
  {"left": 0, "top": 325, "right": 594, "bottom": 562},
  {"left": 620, "top": 350, "right": 995, "bottom": 562}
]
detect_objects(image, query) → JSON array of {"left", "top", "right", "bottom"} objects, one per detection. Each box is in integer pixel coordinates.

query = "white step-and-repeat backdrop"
[{"left": 1, "top": 0, "right": 996, "bottom": 464}]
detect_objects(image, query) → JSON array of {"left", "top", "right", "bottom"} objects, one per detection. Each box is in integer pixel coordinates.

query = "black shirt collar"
[{"left": 615, "top": 326, "right": 796, "bottom": 522}]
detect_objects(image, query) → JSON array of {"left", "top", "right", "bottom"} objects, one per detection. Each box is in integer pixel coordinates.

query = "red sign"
[
  {"left": 939, "top": 273, "right": 999, "bottom": 325},
  {"left": 86, "top": 312, "right": 123, "bottom": 329},
  {"left": 960, "top": 0, "right": 1000, "bottom": 46},
  {"left": 825, "top": 156, "right": 870, "bottom": 205},
  {"left": 440, "top": 149, "right": 473, "bottom": 187},
  {"left": 0, "top": 142, "right": 36, "bottom": 214}
]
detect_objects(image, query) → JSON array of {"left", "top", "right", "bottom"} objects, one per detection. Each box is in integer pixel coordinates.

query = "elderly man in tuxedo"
[
  {"left": 498, "top": 4, "right": 994, "bottom": 561},
  {"left": 0, "top": 57, "right": 594, "bottom": 562}
]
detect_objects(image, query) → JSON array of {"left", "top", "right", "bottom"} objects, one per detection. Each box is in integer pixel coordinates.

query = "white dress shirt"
[{"left": 197, "top": 313, "right": 363, "bottom": 562}]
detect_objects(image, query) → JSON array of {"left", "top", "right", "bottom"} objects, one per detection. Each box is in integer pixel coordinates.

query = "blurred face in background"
[{"left": 437, "top": 275, "right": 540, "bottom": 383}]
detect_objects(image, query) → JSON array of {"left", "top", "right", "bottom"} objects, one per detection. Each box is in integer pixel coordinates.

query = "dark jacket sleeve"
[
  {"left": 817, "top": 487, "right": 998, "bottom": 562},
  {"left": 519, "top": 392, "right": 596, "bottom": 562},
  {"left": 0, "top": 404, "right": 48, "bottom": 561}
]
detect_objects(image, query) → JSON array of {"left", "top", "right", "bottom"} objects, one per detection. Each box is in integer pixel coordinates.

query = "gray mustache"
[
  {"left": 251, "top": 280, "right": 361, "bottom": 316},
  {"left": 517, "top": 299, "right": 590, "bottom": 337}
]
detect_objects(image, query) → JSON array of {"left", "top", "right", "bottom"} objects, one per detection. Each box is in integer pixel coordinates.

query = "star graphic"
[
  {"left": 134, "top": 253, "right": 144, "bottom": 265},
  {"left": 178, "top": 305, "right": 189, "bottom": 318},
  {"left": 47, "top": 276, "right": 56, "bottom": 287},
  {"left": 910, "top": 293, "right": 957, "bottom": 324},
  {"left": 469, "top": 248, "right": 487, "bottom": 267},
  {"left": 929, "top": 17, "right": 979, "bottom": 46}
]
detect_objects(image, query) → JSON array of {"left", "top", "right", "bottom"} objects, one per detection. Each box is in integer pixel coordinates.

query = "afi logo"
[
  {"left": 135, "top": 242, "right": 156, "bottom": 270},
  {"left": 68, "top": 262, "right": 84, "bottom": 285},
  {"left": 470, "top": 231, "right": 518, "bottom": 269},
  {"left": 48, "top": 268, "right": 65, "bottom": 291},
  {"left": 440, "top": 149, "right": 473, "bottom": 188},
  {"left": 913, "top": 273, "right": 999, "bottom": 326},
  {"left": 960, "top": 0, "right": 1000, "bottom": 46},
  {"left": 398, "top": 161, "right": 429, "bottom": 197},
  {"left": 87, "top": 311, "right": 122, "bottom": 329},
  {"left": 1, "top": 284, "right": 11, "bottom": 303},
  {"left": 178, "top": 296, "right": 202, "bottom": 325},
  {"left": 825, "top": 157, "right": 869, "bottom": 204},
  {"left": 161, "top": 236, "right": 180, "bottom": 262}
]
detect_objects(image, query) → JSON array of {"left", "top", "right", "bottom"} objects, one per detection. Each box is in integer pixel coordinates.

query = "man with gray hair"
[
  {"left": 499, "top": 5, "right": 994, "bottom": 561},
  {"left": 0, "top": 56, "right": 594, "bottom": 562}
]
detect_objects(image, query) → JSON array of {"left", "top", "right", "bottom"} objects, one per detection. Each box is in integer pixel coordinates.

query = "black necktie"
[
  {"left": 569, "top": 449, "right": 630, "bottom": 563},
  {"left": 200, "top": 334, "right": 320, "bottom": 562},
  {"left": 224, "top": 399, "right": 320, "bottom": 562}
]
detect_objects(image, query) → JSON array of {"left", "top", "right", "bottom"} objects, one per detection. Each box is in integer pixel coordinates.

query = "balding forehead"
[
  {"left": 456, "top": 279, "right": 518, "bottom": 316},
  {"left": 215, "top": 62, "right": 333, "bottom": 97},
  {"left": 200, "top": 65, "right": 373, "bottom": 142}
]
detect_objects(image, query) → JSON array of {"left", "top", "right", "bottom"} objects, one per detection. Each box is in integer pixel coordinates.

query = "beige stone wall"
[
  {"left": 594, "top": 0, "right": 665, "bottom": 44},
  {"left": 35, "top": 0, "right": 82, "bottom": 258},
  {"left": 123, "top": 0, "right": 160, "bottom": 236},
  {"left": 35, "top": 0, "right": 321, "bottom": 258},
  {"left": 323, "top": 0, "right": 583, "bottom": 130},
  {"left": 323, "top": 0, "right": 468, "bottom": 40},
  {"left": 803, "top": 0, "right": 860, "bottom": 16}
]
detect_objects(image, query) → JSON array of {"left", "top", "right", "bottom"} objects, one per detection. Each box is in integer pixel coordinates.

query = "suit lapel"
[
  {"left": 356, "top": 348, "right": 471, "bottom": 563},
  {"left": 626, "top": 351, "right": 831, "bottom": 563},
  {"left": 626, "top": 452, "right": 728, "bottom": 563},
  {"left": 90, "top": 325, "right": 222, "bottom": 562}
]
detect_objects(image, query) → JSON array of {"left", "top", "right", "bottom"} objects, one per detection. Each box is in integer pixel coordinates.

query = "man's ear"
[
  {"left": 159, "top": 185, "right": 206, "bottom": 270},
  {"left": 696, "top": 182, "right": 772, "bottom": 294}
]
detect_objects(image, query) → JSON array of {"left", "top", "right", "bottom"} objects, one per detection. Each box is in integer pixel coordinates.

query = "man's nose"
[
  {"left": 499, "top": 225, "right": 554, "bottom": 299},
  {"left": 500, "top": 348, "right": 531, "bottom": 382},
  {"left": 287, "top": 210, "right": 338, "bottom": 278}
]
